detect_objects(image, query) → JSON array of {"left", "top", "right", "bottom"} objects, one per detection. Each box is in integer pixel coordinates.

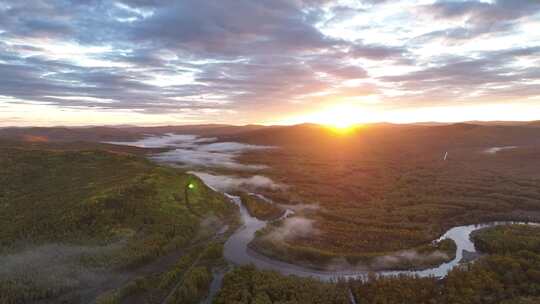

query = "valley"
[{"left": 1, "top": 122, "right": 540, "bottom": 303}]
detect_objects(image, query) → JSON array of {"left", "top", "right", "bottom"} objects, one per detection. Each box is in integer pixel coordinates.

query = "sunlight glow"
[
  {"left": 272, "top": 101, "right": 540, "bottom": 127},
  {"left": 312, "top": 103, "right": 363, "bottom": 129}
]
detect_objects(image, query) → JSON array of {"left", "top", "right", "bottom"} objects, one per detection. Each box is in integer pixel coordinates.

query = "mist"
[
  {"left": 191, "top": 171, "right": 282, "bottom": 192},
  {"left": 108, "top": 133, "right": 273, "bottom": 171},
  {"left": 107, "top": 133, "right": 215, "bottom": 148},
  {"left": 371, "top": 249, "right": 450, "bottom": 269},
  {"left": 265, "top": 216, "right": 319, "bottom": 242},
  {"left": 0, "top": 243, "right": 126, "bottom": 297}
]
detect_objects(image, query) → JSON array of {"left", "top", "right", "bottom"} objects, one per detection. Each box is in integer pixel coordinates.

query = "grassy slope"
[{"left": 0, "top": 144, "right": 238, "bottom": 303}]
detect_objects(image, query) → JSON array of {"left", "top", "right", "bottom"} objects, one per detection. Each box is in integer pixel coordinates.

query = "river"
[
  {"left": 107, "top": 134, "right": 535, "bottom": 296},
  {"left": 222, "top": 193, "right": 536, "bottom": 281}
]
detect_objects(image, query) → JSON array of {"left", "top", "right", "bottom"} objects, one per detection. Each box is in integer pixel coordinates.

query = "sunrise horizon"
[
  {"left": 3, "top": 118, "right": 540, "bottom": 129},
  {"left": 1, "top": 1, "right": 539, "bottom": 127},
  {"left": 3, "top": 102, "right": 540, "bottom": 127},
  {"left": 2, "top": 2, "right": 540, "bottom": 302}
]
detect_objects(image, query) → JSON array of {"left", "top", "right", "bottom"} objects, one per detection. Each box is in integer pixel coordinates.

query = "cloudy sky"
[{"left": 1, "top": 0, "right": 539, "bottom": 126}]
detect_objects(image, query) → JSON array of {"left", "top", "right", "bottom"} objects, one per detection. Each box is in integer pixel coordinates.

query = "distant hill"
[
  {"left": 130, "top": 124, "right": 269, "bottom": 137},
  {"left": 0, "top": 124, "right": 269, "bottom": 142},
  {"left": 223, "top": 122, "right": 540, "bottom": 149},
  {"left": 0, "top": 126, "right": 141, "bottom": 142},
  {"left": 464, "top": 120, "right": 540, "bottom": 127},
  {"left": 221, "top": 123, "right": 338, "bottom": 145},
  {"left": 0, "top": 142, "right": 237, "bottom": 303},
  {"left": 2, "top": 122, "right": 539, "bottom": 149}
]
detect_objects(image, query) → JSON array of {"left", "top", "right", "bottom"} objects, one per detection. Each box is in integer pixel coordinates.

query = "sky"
[{"left": 0, "top": 0, "right": 539, "bottom": 126}]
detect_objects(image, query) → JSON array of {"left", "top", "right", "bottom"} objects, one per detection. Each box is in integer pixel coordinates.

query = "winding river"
[
  {"left": 222, "top": 193, "right": 536, "bottom": 281},
  {"left": 108, "top": 134, "right": 537, "bottom": 296}
]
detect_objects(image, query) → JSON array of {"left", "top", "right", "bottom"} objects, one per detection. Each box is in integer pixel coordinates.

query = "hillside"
[{"left": 0, "top": 143, "right": 238, "bottom": 303}]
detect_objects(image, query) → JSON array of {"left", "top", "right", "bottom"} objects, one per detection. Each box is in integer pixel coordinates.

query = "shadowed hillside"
[{"left": 0, "top": 143, "right": 238, "bottom": 303}]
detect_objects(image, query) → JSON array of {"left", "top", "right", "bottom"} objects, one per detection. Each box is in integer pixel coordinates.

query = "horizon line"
[{"left": 1, "top": 119, "right": 539, "bottom": 129}]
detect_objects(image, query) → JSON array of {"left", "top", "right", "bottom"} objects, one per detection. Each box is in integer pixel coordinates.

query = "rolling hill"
[{"left": 0, "top": 142, "right": 238, "bottom": 303}]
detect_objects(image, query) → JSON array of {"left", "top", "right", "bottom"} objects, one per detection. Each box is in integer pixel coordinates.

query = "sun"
[
  {"left": 276, "top": 102, "right": 367, "bottom": 131},
  {"left": 316, "top": 104, "right": 362, "bottom": 131},
  {"left": 329, "top": 119, "right": 355, "bottom": 130}
]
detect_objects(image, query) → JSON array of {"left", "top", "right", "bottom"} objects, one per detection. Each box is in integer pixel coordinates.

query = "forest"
[
  {"left": 237, "top": 125, "right": 540, "bottom": 268},
  {"left": 2, "top": 125, "right": 540, "bottom": 303},
  {"left": 237, "top": 192, "right": 284, "bottom": 221}
]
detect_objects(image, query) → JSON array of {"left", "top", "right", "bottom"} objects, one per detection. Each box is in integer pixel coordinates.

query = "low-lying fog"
[
  {"left": 109, "top": 133, "right": 281, "bottom": 192},
  {"left": 190, "top": 171, "right": 282, "bottom": 192},
  {"left": 0, "top": 242, "right": 126, "bottom": 299},
  {"left": 108, "top": 133, "right": 274, "bottom": 171}
]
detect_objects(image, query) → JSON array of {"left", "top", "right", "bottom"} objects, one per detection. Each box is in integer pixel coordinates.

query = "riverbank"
[
  {"left": 214, "top": 224, "right": 540, "bottom": 303},
  {"left": 222, "top": 191, "right": 539, "bottom": 281}
]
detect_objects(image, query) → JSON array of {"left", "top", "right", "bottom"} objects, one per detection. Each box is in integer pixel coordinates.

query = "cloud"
[
  {"left": 0, "top": 0, "right": 357, "bottom": 117},
  {"left": 129, "top": 0, "right": 336, "bottom": 56},
  {"left": 417, "top": 0, "right": 540, "bottom": 42},
  {"left": 379, "top": 46, "right": 540, "bottom": 106},
  {"left": 347, "top": 41, "right": 409, "bottom": 61},
  {"left": 190, "top": 172, "right": 282, "bottom": 192},
  {"left": 0, "top": 0, "right": 539, "bottom": 124}
]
